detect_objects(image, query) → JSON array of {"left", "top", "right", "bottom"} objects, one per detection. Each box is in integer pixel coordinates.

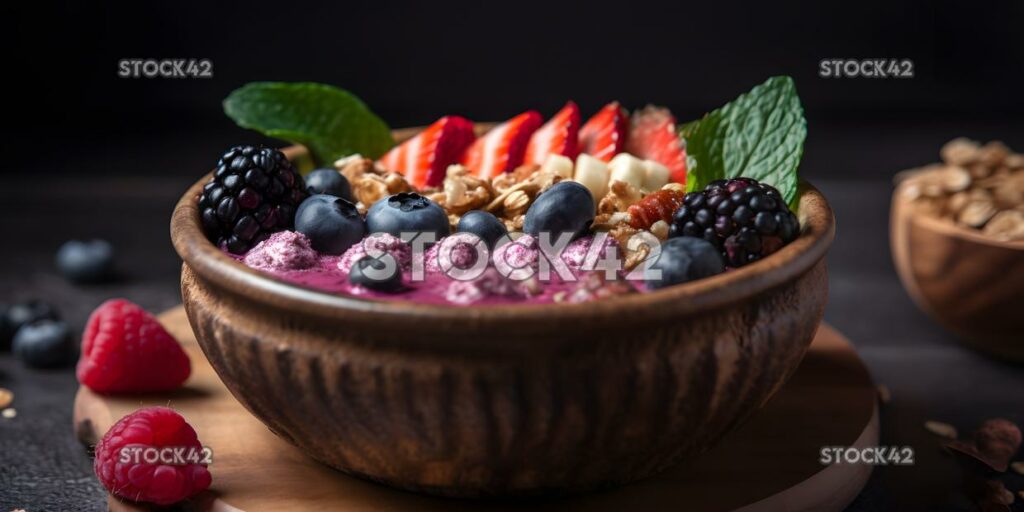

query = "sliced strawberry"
[
  {"left": 523, "top": 101, "right": 581, "bottom": 166},
  {"left": 579, "top": 101, "right": 629, "bottom": 162},
  {"left": 624, "top": 106, "right": 687, "bottom": 185},
  {"left": 461, "top": 111, "right": 543, "bottom": 179},
  {"left": 378, "top": 116, "right": 476, "bottom": 189}
]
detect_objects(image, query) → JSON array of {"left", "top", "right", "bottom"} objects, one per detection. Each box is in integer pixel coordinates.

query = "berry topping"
[
  {"left": 523, "top": 181, "right": 595, "bottom": 240},
  {"left": 77, "top": 299, "right": 191, "bottom": 393},
  {"left": 338, "top": 233, "right": 413, "bottom": 273},
  {"left": 294, "top": 194, "right": 367, "bottom": 255},
  {"left": 646, "top": 237, "right": 725, "bottom": 290},
  {"left": 304, "top": 168, "right": 353, "bottom": 201},
  {"left": 349, "top": 256, "right": 404, "bottom": 293},
  {"left": 628, "top": 188, "right": 685, "bottom": 229},
  {"left": 669, "top": 178, "right": 799, "bottom": 267},
  {"left": 461, "top": 111, "right": 543, "bottom": 179},
  {"left": 456, "top": 210, "right": 508, "bottom": 248},
  {"left": 625, "top": 106, "right": 688, "bottom": 185},
  {"left": 524, "top": 101, "right": 581, "bottom": 166},
  {"left": 13, "top": 320, "right": 75, "bottom": 368},
  {"left": 93, "top": 407, "right": 211, "bottom": 506},
  {"left": 379, "top": 116, "right": 476, "bottom": 189},
  {"left": 199, "top": 145, "right": 308, "bottom": 254},
  {"left": 366, "top": 192, "right": 450, "bottom": 241},
  {"left": 579, "top": 101, "right": 629, "bottom": 162},
  {"left": 243, "top": 231, "right": 319, "bottom": 272},
  {"left": 1, "top": 300, "right": 59, "bottom": 350},
  {"left": 56, "top": 239, "right": 115, "bottom": 284}
]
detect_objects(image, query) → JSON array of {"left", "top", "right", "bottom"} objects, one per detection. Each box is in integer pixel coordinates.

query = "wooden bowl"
[
  {"left": 170, "top": 143, "right": 835, "bottom": 497},
  {"left": 891, "top": 193, "right": 1024, "bottom": 361}
]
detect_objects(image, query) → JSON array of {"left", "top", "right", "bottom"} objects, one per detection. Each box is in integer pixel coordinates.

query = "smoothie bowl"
[{"left": 171, "top": 77, "right": 832, "bottom": 496}]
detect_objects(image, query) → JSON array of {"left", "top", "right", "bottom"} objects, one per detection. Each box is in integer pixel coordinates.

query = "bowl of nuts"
[{"left": 891, "top": 138, "right": 1024, "bottom": 361}]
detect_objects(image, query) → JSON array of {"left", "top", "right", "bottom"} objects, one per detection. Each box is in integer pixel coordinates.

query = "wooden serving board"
[{"left": 74, "top": 307, "right": 879, "bottom": 512}]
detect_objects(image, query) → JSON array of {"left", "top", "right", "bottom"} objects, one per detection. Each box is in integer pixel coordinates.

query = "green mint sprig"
[
  {"left": 680, "top": 76, "right": 807, "bottom": 205},
  {"left": 224, "top": 82, "right": 394, "bottom": 167}
]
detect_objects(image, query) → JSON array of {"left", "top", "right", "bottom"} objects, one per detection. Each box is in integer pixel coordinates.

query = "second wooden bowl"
[
  {"left": 170, "top": 145, "right": 835, "bottom": 496},
  {"left": 891, "top": 194, "right": 1024, "bottom": 361}
]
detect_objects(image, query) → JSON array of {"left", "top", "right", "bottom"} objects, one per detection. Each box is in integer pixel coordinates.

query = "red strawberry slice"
[
  {"left": 378, "top": 116, "right": 475, "bottom": 189},
  {"left": 579, "top": 101, "right": 629, "bottom": 162},
  {"left": 625, "top": 106, "right": 688, "bottom": 185},
  {"left": 77, "top": 299, "right": 191, "bottom": 393},
  {"left": 523, "top": 101, "right": 581, "bottom": 166},
  {"left": 461, "top": 111, "right": 543, "bottom": 179}
]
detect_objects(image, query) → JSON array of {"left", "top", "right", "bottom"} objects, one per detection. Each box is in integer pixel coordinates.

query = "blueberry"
[
  {"left": 55, "top": 239, "right": 115, "bottom": 284},
  {"left": 2, "top": 300, "right": 59, "bottom": 350},
  {"left": 305, "top": 168, "right": 353, "bottom": 202},
  {"left": 457, "top": 210, "right": 508, "bottom": 248},
  {"left": 349, "top": 256, "right": 404, "bottom": 293},
  {"left": 523, "top": 181, "right": 594, "bottom": 240},
  {"left": 645, "top": 237, "right": 725, "bottom": 290},
  {"left": 366, "top": 192, "right": 450, "bottom": 242},
  {"left": 294, "top": 194, "right": 366, "bottom": 255},
  {"left": 13, "top": 320, "right": 75, "bottom": 368}
]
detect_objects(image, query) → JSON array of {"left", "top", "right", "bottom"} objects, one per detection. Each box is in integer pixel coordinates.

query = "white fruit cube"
[
  {"left": 608, "top": 153, "right": 647, "bottom": 190},
  {"left": 642, "top": 160, "right": 670, "bottom": 190},
  {"left": 573, "top": 154, "right": 610, "bottom": 201},
  {"left": 540, "top": 154, "right": 574, "bottom": 179}
]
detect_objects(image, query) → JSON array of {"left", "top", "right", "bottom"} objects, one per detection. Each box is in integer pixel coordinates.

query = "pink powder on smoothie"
[
  {"left": 338, "top": 233, "right": 412, "bottom": 272},
  {"left": 424, "top": 233, "right": 485, "bottom": 274},
  {"left": 492, "top": 234, "right": 539, "bottom": 270},
  {"left": 444, "top": 268, "right": 538, "bottom": 305},
  {"left": 561, "top": 235, "right": 621, "bottom": 271},
  {"left": 242, "top": 231, "right": 318, "bottom": 271}
]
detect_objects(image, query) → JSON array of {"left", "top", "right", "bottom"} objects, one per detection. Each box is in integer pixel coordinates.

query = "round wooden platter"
[{"left": 74, "top": 306, "right": 879, "bottom": 512}]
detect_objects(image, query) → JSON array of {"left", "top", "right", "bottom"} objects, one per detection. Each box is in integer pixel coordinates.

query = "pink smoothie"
[{"left": 232, "top": 231, "right": 639, "bottom": 305}]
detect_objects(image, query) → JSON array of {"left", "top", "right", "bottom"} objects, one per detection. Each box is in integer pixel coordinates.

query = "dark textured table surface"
[{"left": 2, "top": 122, "right": 1023, "bottom": 511}]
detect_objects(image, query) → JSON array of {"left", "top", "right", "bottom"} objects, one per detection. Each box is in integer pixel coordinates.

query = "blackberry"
[
  {"left": 669, "top": 178, "right": 799, "bottom": 267},
  {"left": 199, "top": 145, "right": 308, "bottom": 254}
]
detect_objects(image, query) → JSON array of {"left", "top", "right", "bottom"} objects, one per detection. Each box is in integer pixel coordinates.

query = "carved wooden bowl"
[
  {"left": 891, "top": 194, "right": 1024, "bottom": 361},
  {"left": 170, "top": 141, "right": 835, "bottom": 497}
]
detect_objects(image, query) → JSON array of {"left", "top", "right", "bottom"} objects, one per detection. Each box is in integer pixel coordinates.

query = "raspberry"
[
  {"left": 77, "top": 299, "right": 191, "bottom": 393},
  {"left": 94, "top": 407, "right": 211, "bottom": 505},
  {"left": 669, "top": 178, "right": 800, "bottom": 267}
]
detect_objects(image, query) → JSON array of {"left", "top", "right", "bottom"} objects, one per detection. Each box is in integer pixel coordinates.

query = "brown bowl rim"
[
  {"left": 171, "top": 164, "right": 834, "bottom": 326},
  {"left": 898, "top": 197, "right": 1024, "bottom": 250}
]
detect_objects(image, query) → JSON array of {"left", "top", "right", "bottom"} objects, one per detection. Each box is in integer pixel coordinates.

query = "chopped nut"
[
  {"left": 592, "top": 212, "right": 631, "bottom": 231},
  {"left": 946, "top": 418, "right": 1022, "bottom": 473},
  {"left": 649, "top": 220, "right": 670, "bottom": 240},
  {"left": 958, "top": 200, "right": 998, "bottom": 228},
  {"left": 661, "top": 182, "right": 686, "bottom": 194},
  {"left": 940, "top": 137, "right": 980, "bottom": 166},
  {"left": 924, "top": 420, "right": 958, "bottom": 439},
  {"left": 977, "top": 141, "right": 1011, "bottom": 167},
  {"left": 1011, "top": 461, "right": 1024, "bottom": 475},
  {"left": 0, "top": 388, "right": 11, "bottom": 409},
  {"left": 983, "top": 210, "right": 1024, "bottom": 241},
  {"left": 598, "top": 180, "right": 644, "bottom": 214},
  {"left": 503, "top": 190, "right": 531, "bottom": 217}
]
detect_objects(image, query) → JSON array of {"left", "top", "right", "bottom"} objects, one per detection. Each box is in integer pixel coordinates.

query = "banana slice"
[
  {"left": 540, "top": 154, "right": 574, "bottom": 179},
  {"left": 608, "top": 153, "right": 647, "bottom": 190},
  {"left": 642, "top": 160, "right": 670, "bottom": 190},
  {"left": 573, "top": 154, "right": 610, "bottom": 201}
]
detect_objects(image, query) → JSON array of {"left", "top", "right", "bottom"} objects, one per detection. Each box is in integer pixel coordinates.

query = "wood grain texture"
[
  {"left": 75, "top": 307, "right": 878, "bottom": 512},
  {"left": 891, "top": 194, "right": 1024, "bottom": 361}
]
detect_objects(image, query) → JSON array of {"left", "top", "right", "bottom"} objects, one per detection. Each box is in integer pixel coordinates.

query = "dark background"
[
  {"left": 3, "top": 0, "right": 1024, "bottom": 179},
  {"left": 1, "top": 1, "right": 1024, "bottom": 511}
]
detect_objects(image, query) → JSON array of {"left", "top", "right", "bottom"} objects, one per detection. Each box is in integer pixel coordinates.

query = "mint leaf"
[
  {"left": 681, "top": 76, "right": 806, "bottom": 204},
  {"left": 224, "top": 82, "right": 394, "bottom": 166}
]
